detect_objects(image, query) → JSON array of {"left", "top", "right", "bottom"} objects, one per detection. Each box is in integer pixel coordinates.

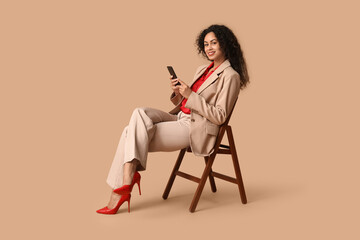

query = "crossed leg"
[{"left": 105, "top": 107, "right": 190, "bottom": 209}]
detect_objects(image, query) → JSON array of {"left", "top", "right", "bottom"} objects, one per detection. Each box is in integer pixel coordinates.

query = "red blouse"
[{"left": 180, "top": 62, "right": 219, "bottom": 114}]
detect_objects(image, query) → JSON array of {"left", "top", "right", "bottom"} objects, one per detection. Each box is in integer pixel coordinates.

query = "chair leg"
[
  {"left": 189, "top": 155, "right": 215, "bottom": 212},
  {"left": 226, "top": 126, "right": 247, "bottom": 204},
  {"left": 205, "top": 158, "right": 217, "bottom": 193},
  {"left": 162, "top": 148, "right": 187, "bottom": 200}
]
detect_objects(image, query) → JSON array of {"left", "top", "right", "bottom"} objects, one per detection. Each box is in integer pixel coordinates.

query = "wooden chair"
[{"left": 162, "top": 98, "right": 247, "bottom": 212}]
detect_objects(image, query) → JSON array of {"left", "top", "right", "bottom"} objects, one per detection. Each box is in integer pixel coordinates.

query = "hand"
[
  {"left": 177, "top": 79, "right": 192, "bottom": 99},
  {"left": 169, "top": 76, "right": 180, "bottom": 95}
]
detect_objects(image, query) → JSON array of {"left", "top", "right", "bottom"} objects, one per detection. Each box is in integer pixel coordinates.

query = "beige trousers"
[{"left": 106, "top": 107, "right": 191, "bottom": 189}]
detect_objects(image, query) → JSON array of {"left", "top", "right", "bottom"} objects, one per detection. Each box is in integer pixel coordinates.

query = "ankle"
[
  {"left": 108, "top": 192, "right": 120, "bottom": 207},
  {"left": 123, "top": 172, "right": 134, "bottom": 185}
]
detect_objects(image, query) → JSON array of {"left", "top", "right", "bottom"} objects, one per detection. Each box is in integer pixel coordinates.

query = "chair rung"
[
  {"left": 187, "top": 147, "right": 231, "bottom": 154},
  {"left": 211, "top": 171, "right": 237, "bottom": 184},
  {"left": 219, "top": 144, "right": 230, "bottom": 149},
  {"left": 176, "top": 171, "right": 201, "bottom": 183},
  {"left": 217, "top": 149, "right": 231, "bottom": 154}
]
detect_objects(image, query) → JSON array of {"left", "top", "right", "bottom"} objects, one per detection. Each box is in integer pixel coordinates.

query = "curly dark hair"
[{"left": 196, "top": 24, "right": 250, "bottom": 89}]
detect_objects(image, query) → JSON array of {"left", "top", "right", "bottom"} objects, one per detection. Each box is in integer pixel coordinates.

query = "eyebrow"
[{"left": 204, "top": 39, "right": 217, "bottom": 43}]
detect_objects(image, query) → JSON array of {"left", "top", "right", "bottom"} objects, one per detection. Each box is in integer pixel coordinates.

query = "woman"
[{"left": 96, "top": 24, "right": 249, "bottom": 214}]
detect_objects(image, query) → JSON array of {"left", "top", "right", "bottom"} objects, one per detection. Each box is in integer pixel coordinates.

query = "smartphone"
[{"left": 167, "top": 66, "right": 181, "bottom": 86}]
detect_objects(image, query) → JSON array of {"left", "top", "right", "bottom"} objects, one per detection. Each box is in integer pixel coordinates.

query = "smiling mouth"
[{"left": 207, "top": 51, "right": 215, "bottom": 56}]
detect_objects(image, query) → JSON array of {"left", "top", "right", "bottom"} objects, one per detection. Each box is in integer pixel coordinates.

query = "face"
[{"left": 204, "top": 32, "right": 225, "bottom": 62}]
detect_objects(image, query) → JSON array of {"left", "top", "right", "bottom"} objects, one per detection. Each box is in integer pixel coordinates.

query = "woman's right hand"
[{"left": 170, "top": 76, "right": 180, "bottom": 95}]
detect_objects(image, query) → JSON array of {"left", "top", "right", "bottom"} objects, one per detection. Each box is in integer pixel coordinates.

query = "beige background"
[{"left": 1, "top": 0, "right": 359, "bottom": 239}]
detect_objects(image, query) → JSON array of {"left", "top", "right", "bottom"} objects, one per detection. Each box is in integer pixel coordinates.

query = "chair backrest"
[
  {"left": 216, "top": 97, "right": 238, "bottom": 150},
  {"left": 221, "top": 97, "right": 238, "bottom": 127}
]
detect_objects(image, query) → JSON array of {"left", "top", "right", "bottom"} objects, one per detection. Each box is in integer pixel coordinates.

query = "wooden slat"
[
  {"left": 189, "top": 156, "right": 215, "bottom": 212},
  {"left": 176, "top": 171, "right": 201, "bottom": 183},
  {"left": 219, "top": 144, "right": 230, "bottom": 149},
  {"left": 162, "top": 148, "right": 186, "bottom": 200},
  {"left": 187, "top": 146, "right": 230, "bottom": 154},
  {"left": 206, "top": 158, "right": 217, "bottom": 193},
  {"left": 226, "top": 126, "right": 247, "bottom": 204},
  {"left": 211, "top": 171, "right": 237, "bottom": 184},
  {"left": 217, "top": 149, "right": 231, "bottom": 154}
]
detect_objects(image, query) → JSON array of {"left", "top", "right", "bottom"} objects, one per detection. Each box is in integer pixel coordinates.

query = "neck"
[{"left": 213, "top": 58, "right": 226, "bottom": 69}]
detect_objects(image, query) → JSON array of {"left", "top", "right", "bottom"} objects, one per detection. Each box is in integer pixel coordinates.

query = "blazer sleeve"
[
  {"left": 184, "top": 71, "right": 241, "bottom": 125},
  {"left": 170, "top": 92, "right": 183, "bottom": 106}
]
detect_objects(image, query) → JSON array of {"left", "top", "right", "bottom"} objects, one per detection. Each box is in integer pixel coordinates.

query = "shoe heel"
[
  {"left": 127, "top": 195, "right": 131, "bottom": 213},
  {"left": 135, "top": 179, "right": 141, "bottom": 195}
]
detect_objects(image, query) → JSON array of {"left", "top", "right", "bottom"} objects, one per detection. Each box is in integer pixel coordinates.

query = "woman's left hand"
[{"left": 177, "top": 79, "right": 192, "bottom": 99}]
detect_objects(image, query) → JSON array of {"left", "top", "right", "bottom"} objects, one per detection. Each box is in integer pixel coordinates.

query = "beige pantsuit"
[
  {"left": 106, "top": 107, "right": 191, "bottom": 189},
  {"left": 106, "top": 59, "right": 241, "bottom": 189}
]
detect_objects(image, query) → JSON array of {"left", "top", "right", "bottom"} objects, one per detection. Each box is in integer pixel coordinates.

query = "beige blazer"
[{"left": 168, "top": 59, "right": 241, "bottom": 156}]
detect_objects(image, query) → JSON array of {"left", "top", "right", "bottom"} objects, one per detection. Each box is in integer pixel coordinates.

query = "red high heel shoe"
[
  {"left": 96, "top": 194, "right": 131, "bottom": 214},
  {"left": 113, "top": 171, "right": 141, "bottom": 195}
]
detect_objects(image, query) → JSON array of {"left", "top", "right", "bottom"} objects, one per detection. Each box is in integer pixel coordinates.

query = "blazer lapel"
[
  {"left": 189, "top": 65, "right": 207, "bottom": 88},
  {"left": 196, "top": 59, "right": 231, "bottom": 94}
]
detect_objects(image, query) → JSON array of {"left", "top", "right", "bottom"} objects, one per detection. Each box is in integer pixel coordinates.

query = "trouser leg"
[
  {"left": 106, "top": 107, "right": 190, "bottom": 189},
  {"left": 148, "top": 116, "right": 190, "bottom": 152},
  {"left": 106, "top": 125, "right": 129, "bottom": 189}
]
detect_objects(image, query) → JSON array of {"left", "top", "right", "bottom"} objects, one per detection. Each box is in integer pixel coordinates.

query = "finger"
[{"left": 177, "top": 79, "right": 185, "bottom": 85}]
